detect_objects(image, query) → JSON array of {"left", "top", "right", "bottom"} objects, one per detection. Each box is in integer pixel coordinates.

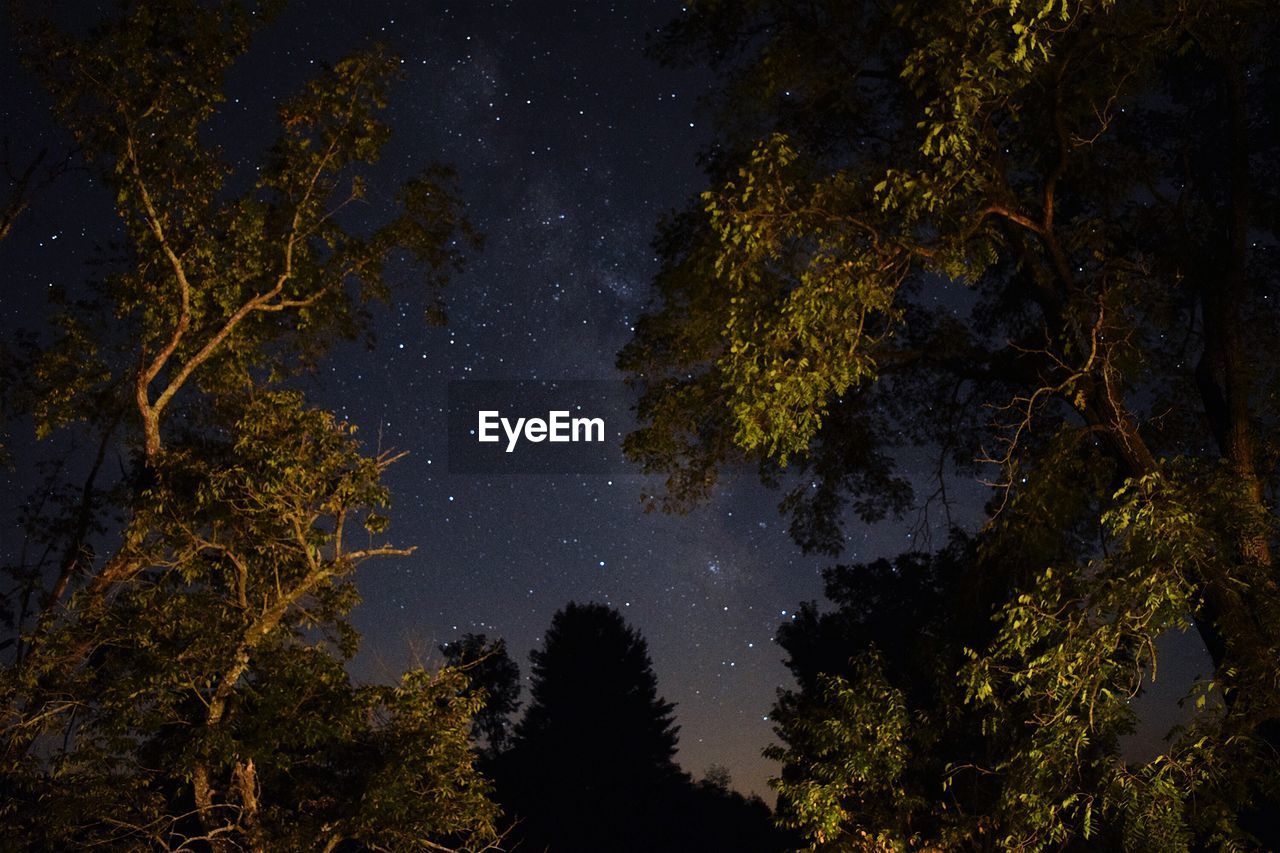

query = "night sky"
[{"left": 0, "top": 0, "right": 1195, "bottom": 799}]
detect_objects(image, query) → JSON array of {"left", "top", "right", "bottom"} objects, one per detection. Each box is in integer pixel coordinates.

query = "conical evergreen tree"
[{"left": 498, "top": 602, "right": 686, "bottom": 852}]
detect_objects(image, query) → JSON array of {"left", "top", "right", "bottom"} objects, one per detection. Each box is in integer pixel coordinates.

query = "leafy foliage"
[
  {"left": 441, "top": 633, "right": 522, "bottom": 757},
  {"left": 627, "top": 0, "right": 1280, "bottom": 847},
  {"left": 0, "top": 2, "right": 497, "bottom": 849}
]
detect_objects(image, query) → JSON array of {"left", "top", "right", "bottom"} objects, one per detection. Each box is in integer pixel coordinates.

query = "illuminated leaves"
[
  {"left": 4, "top": 2, "right": 496, "bottom": 848},
  {"left": 631, "top": 0, "right": 1280, "bottom": 847},
  {"left": 767, "top": 654, "right": 916, "bottom": 849}
]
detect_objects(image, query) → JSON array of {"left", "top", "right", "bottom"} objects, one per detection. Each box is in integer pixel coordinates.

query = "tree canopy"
[
  {"left": 0, "top": 2, "right": 496, "bottom": 848},
  {"left": 624, "top": 0, "right": 1280, "bottom": 848}
]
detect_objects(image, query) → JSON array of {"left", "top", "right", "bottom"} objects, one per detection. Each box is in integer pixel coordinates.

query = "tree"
[
  {"left": 441, "top": 633, "right": 522, "bottom": 757},
  {"left": 767, "top": 534, "right": 1053, "bottom": 850},
  {"left": 0, "top": 1, "right": 496, "bottom": 848},
  {"left": 624, "top": 0, "right": 1280, "bottom": 848},
  {"left": 682, "top": 765, "right": 794, "bottom": 853},
  {"left": 496, "top": 602, "right": 687, "bottom": 852},
  {"left": 491, "top": 605, "right": 789, "bottom": 852}
]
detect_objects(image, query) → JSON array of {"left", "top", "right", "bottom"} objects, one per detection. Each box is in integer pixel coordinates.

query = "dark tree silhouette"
[
  {"left": 442, "top": 633, "right": 522, "bottom": 757},
  {"left": 676, "top": 767, "right": 791, "bottom": 853},
  {"left": 496, "top": 602, "right": 685, "bottom": 852},
  {"left": 480, "top": 607, "right": 789, "bottom": 851}
]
